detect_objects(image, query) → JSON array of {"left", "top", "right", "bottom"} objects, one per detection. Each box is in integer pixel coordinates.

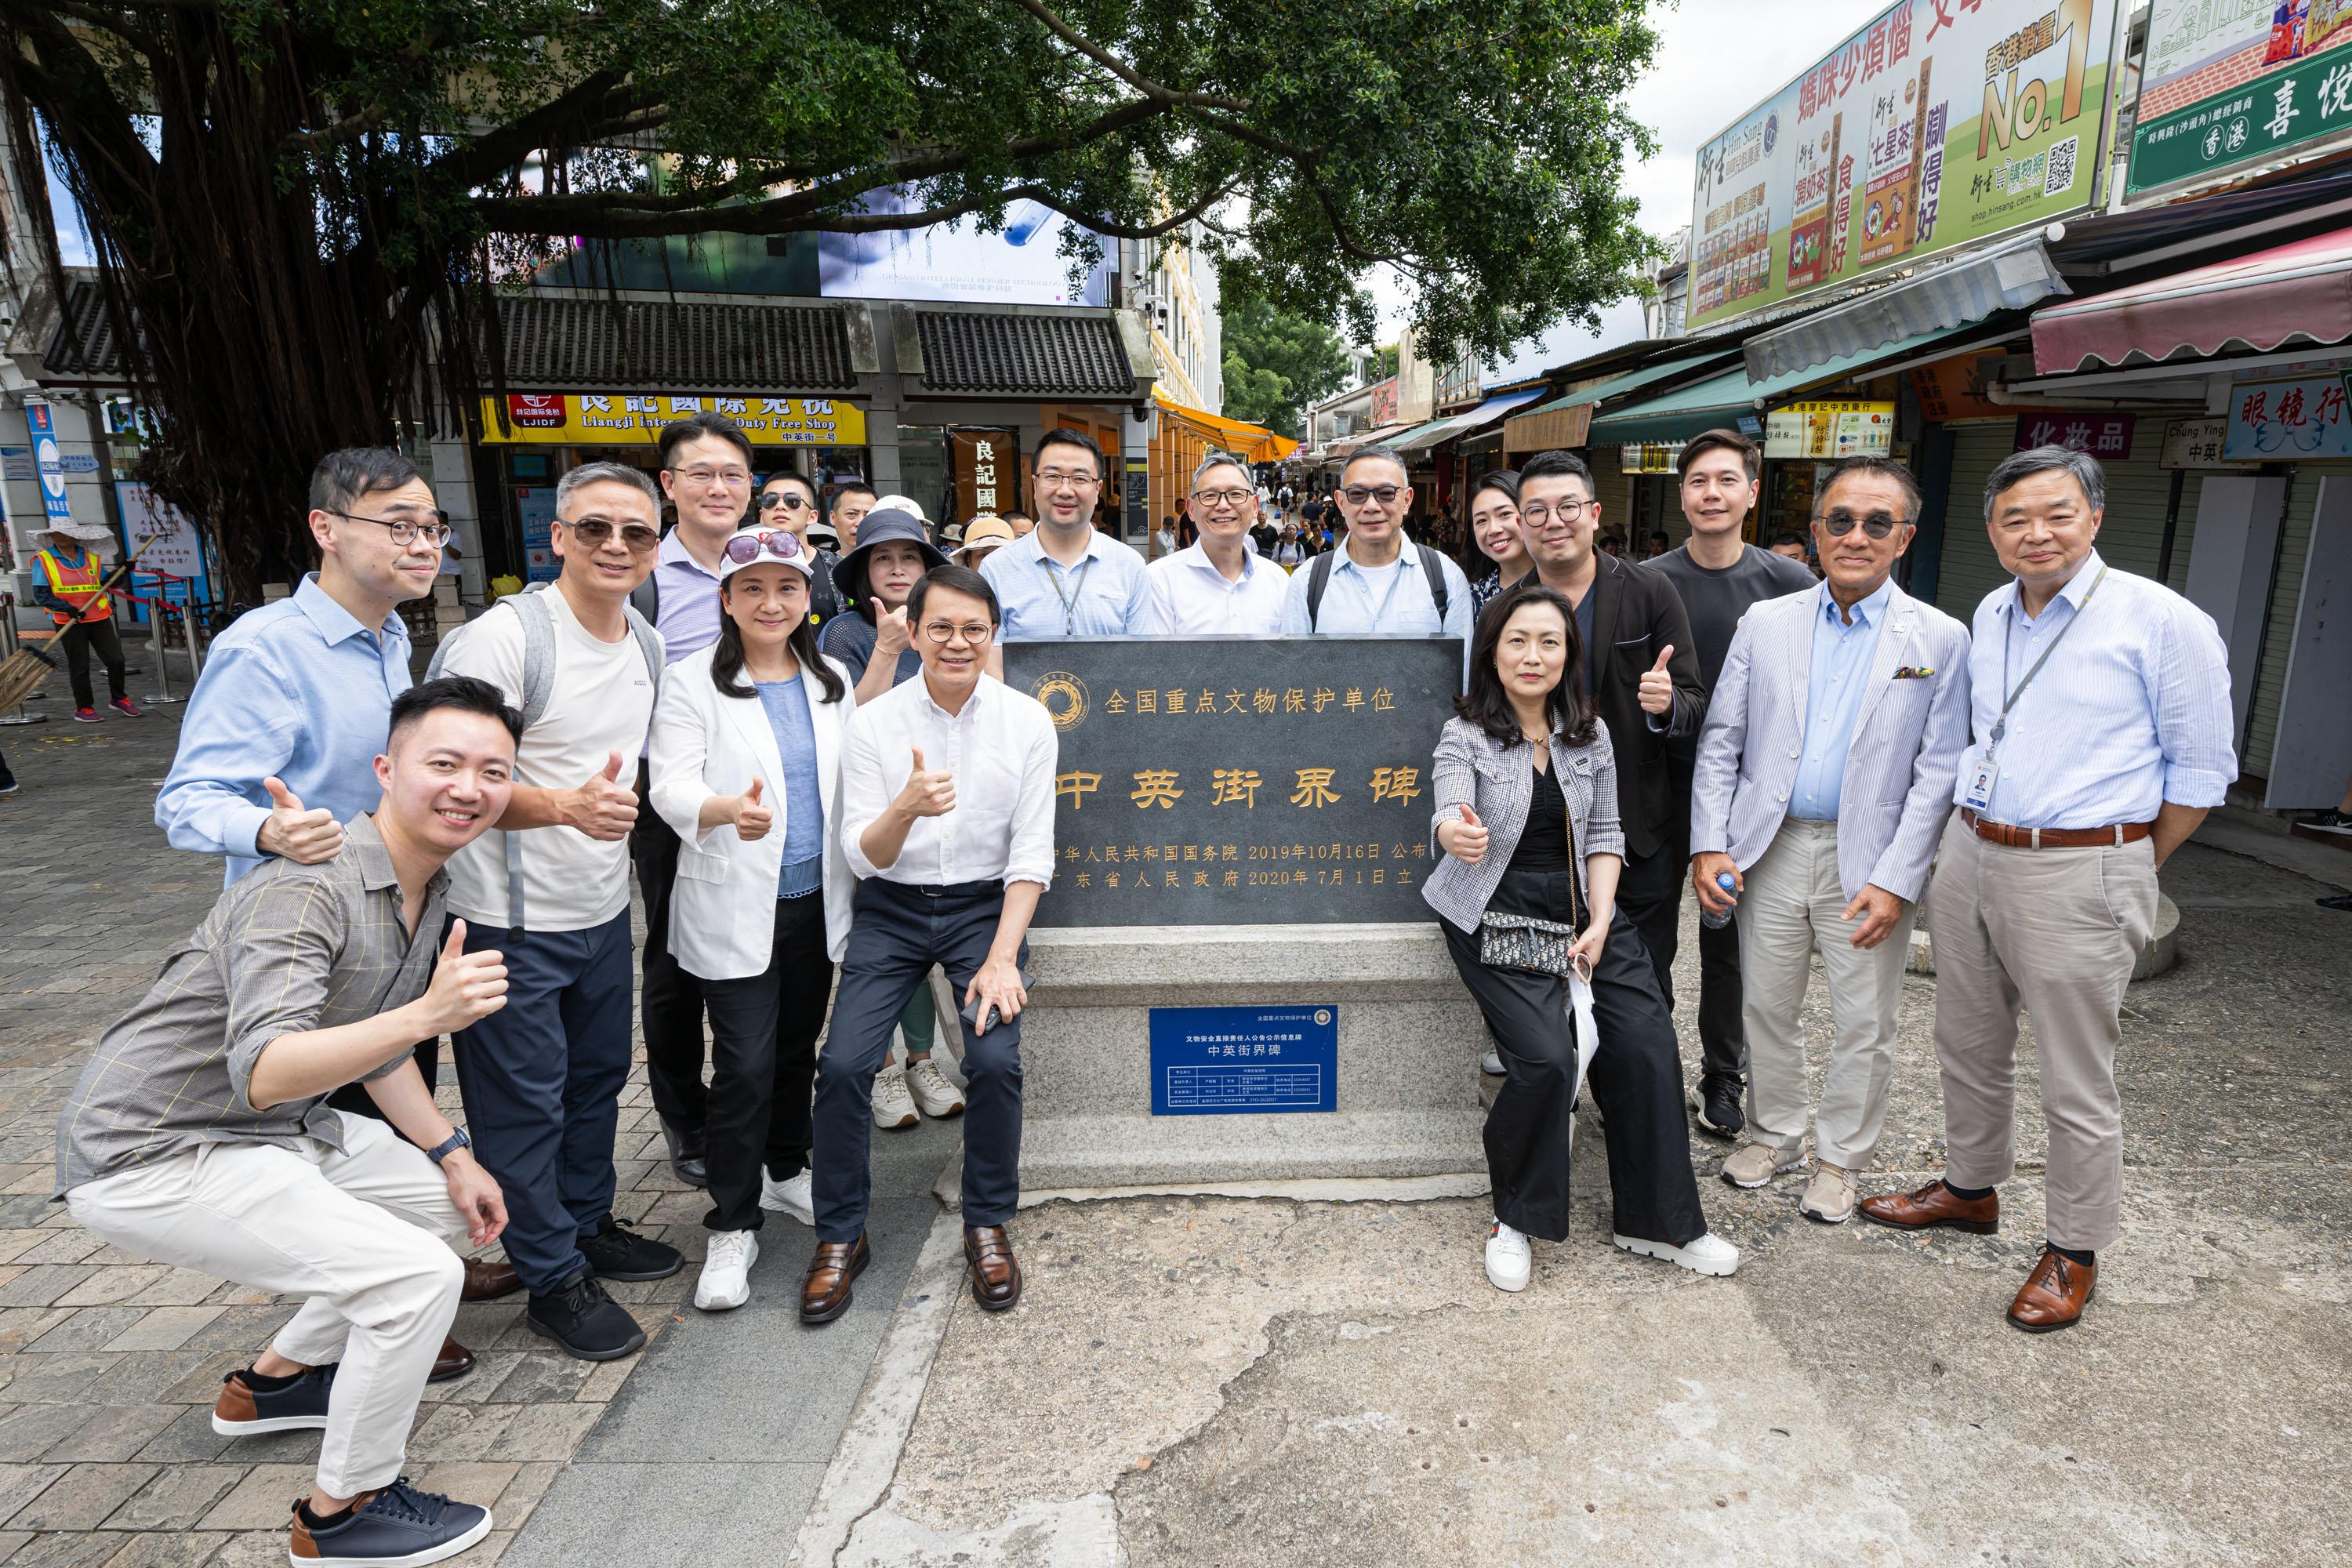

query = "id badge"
[{"left": 1962, "top": 757, "right": 1998, "bottom": 813}]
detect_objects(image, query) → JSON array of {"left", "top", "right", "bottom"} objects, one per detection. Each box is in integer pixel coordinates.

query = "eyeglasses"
[
  {"left": 724, "top": 530, "right": 805, "bottom": 565},
  {"left": 668, "top": 465, "right": 752, "bottom": 488},
  {"left": 920, "top": 619, "right": 993, "bottom": 645},
  {"left": 1034, "top": 468, "right": 1101, "bottom": 492},
  {"left": 1820, "top": 508, "right": 1906, "bottom": 539},
  {"left": 559, "top": 515, "right": 661, "bottom": 552},
  {"left": 1519, "top": 498, "right": 1591, "bottom": 526},
  {"left": 336, "top": 509, "right": 452, "bottom": 548},
  {"left": 1192, "top": 488, "right": 1252, "bottom": 506},
  {"left": 1340, "top": 485, "right": 1403, "bottom": 506},
  {"left": 757, "top": 491, "right": 812, "bottom": 512}
]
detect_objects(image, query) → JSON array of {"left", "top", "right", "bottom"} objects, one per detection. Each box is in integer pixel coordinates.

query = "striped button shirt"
[{"left": 55, "top": 814, "right": 445, "bottom": 1193}]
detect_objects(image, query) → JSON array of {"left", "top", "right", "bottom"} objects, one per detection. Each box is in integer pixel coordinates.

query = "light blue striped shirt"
[
  {"left": 977, "top": 528, "right": 1149, "bottom": 641},
  {"left": 1955, "top": 550, "right": 2236, "bottom": 829},
  {"left": 1791, "top": 577, "right": 1891, "bottom": 821}
]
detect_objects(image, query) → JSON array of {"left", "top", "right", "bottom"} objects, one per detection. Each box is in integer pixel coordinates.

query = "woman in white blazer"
[{"left": 649, "top": 526, "right": 856, "bottom": 1312}]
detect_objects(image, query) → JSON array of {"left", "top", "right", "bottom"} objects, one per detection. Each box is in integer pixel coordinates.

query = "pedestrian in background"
[
  {"left": 29, "top": 519, "right": 137, "bottom": 721},
  {"left": 1465, "top": 469, "right": 1529, "bottom": 626},
  {"left": 755, "top": 470, "right": 844, "bottom": 626},
  {"left": 956, "top": 515, "right": 1018, "bottom": 570},
  {"left": 1861, "top": 446, "right": 2236, "bottom": 1333}
]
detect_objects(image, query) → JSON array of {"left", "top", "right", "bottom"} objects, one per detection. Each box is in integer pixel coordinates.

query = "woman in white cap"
[
  {"left": 648, "top": 526, "right": 857, "bottom": 1311},
  {"left": 956, "top": 515, "right": 1017, "bottom": 570}
]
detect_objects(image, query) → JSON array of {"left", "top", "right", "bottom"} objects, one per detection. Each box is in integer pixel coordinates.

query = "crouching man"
[{"left": 54, "top": 677, "right": 522, "bottom": 1567}]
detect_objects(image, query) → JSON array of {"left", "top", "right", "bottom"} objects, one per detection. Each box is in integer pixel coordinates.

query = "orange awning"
[{"left": 1153, "top": 388, "right": 1300, "bottom": 462}]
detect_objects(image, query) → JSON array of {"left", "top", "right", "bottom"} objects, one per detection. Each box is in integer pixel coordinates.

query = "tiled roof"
[
  {"left": 916, "top": 310, "right": 1134, "bottom": 397},
  {"left": 489, "top": 296, "right": 858, "bottom": 390},
  {"left": 44, "top": 281, "right": 128, "bottom": 377}
]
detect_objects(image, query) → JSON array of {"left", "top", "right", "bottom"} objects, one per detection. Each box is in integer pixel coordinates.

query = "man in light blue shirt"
[
  {"left": 1278, "top": 447, "right": 1473, "bottom": 677},
  {"left": 978, "top": 430, "right": 1148, "bottom": 643},
  {"left": 1788, "top": 575, "right": 1892, "bottom": 820}
]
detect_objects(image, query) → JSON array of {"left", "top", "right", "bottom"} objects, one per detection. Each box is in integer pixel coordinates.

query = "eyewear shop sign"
[
  {"left": 1690, "top": 0, "right": 2115, "bottom": 331},
  {"left": 478, "top": 393, "right": 867, "bottom": 446},
  {"left": 2223, "top": 375, "right": 2352, "bottom": 461},
  {"left": 1005, "top": 637, "right": 1461, "bottom": 928}
]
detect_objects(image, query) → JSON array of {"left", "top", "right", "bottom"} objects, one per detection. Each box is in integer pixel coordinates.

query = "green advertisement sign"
[{"left": 2126, "top": 38, "right": 2352, "bottom": 198}]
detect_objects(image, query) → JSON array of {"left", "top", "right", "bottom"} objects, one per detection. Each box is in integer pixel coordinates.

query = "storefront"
[{"left": 1146, "top": 389, "right": 1297, "bottom": 550}]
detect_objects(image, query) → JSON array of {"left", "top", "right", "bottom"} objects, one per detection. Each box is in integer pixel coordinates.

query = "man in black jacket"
[{"left": 1509, "top": 448, "right": 1706, "bottom": 1014}]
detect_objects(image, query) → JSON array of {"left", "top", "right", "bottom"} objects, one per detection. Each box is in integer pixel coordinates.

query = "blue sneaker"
[
  {"left": 290, "top": 1479, "right": 492, "bottom": 1566},
  {"left": 212, "top": 1363, "right": 336, "bottom": 1436}
]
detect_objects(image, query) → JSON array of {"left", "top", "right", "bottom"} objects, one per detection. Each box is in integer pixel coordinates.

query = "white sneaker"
[
  {"left": 1483, "top": 1221, "right": 1531, "bottom": 1292},
  {"left": 694, "top": 1230, "right": 758, "bottom": 1311},
  {"left": 760, "top": 1168, "right": 814, "bottom": 1225},
  {"left": 872, "top": 1065, "right": 918, "bottom": 1130},
  {"left": 1613, "top": 1231, "right": 1740, "bottom": 1277},
  {"left": 1480, "top": 1047, "right": 1504, "bottom": 1076},
  {"left": 906, "top": 1057, "right": 965, "bottom": 1118}
]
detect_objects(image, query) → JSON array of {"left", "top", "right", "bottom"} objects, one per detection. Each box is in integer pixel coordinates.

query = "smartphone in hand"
[{"left": 958, "top": 969, "right": 1036, "bottom": 1036}]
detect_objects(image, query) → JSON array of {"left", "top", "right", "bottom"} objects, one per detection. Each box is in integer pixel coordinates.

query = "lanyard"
[
  {"left": 1042, "top": 554, "right": 1096, "bottom": 637},
  {"left": 1988, "top": 566, "right": 2105, "bottom": 758}
]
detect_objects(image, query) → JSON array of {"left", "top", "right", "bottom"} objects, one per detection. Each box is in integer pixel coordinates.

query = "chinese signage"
[
  {"left": 952, "top": 430, "right": 1019, "bottom": 521},
  {"left": 1911, "top": 350, "right": 2013, "bottom": 419},
  {"left": 1619, "top": 443, "right": 1685, "bottom": 474},
  {"left": 117, "top": 483, "right": 209, "bottom": 620},
  {"left": 24, "top": 400, "right": 76, "bottom": 531},
  {"left": 1765, "top": 400, "right": 1896, "bottom": 459},
  {"left": 1690, "top": 0, "right": 2114, "bottom": 330},
  {"left": 2159, "top": 416, "right": 2235, "bottom": 468},
  {"left": 2013, "top": 410, "right": 2134, "bottom": 456},
  {"left": 477, "top": 393, "right": 866, "bottom": 446},
  {"left": 1006, "top": 637, "right": 1461, "bottom": 927},
  {"left": 2223, "top": 375, "right": 2352, "bottom": 460},
  {"left": 1149, "top": 1006, "right": 1339, "bottom": 1116},
  {"left": 2127, "top": 0, "right": 2352, "bottom": 200}
]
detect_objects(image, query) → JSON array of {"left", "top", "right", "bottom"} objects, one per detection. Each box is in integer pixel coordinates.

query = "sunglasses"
[
  {"left": 560, "top": 516, "right": 660, "bottom": 552},
  {"left": 724, "top": 530, "right": 806, "bottom": 566},
  {"left": 1820, "top": 509, "right": 1906, "bottom": 539},
  {"left": 757, "top": 492, "right": 813, "bottom": 512}
]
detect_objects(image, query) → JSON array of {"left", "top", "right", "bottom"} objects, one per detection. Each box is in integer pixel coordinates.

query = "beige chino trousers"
[{"left": 1926, "top": 815, "right": 2158, "bottom": 1251}]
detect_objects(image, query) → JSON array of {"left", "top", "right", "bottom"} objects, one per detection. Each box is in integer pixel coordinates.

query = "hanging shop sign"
[
  {"left": 477, "top": 393, "right": 866, "bottom": 446},
  {"left": 1620, "top": 443, "right": 1686, "bottom": 474},
  {"left": 951, "top": 429, "right": 1021, "bottom": 521},
  {"left": 2125, "top": 0, "right": 2352, "bottom": 202},
  {"left": 1911, "top": 350, "right": 2015, "bottom": 419},
  {"left": 1690, "top": 0, "right": 2115, "bottom": 331},
  {"left": 2013, "top": 410, "right": 2134, "bottom": 456},
  {"left": 1764, "top": 401, "right": 1896, "bottom": 459},
  {"left": 2222, "top": 373, "right": 2352, "bottom": 461},
  {"left": 2159, "top": 416, "right": 2241, "bottom": 469}
]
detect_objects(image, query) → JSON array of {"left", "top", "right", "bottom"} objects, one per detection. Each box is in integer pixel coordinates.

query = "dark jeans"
[
  {"left": 58, "top": 618, "right": 126, "bottom": 709},
  {"left": 1443, "top": 866, "right": 1708, "bottom": 1248},
  {"left": 699, "top": 891, "right": 833, "bottom": 1232},
  {"left": 812, "top": 880, "right": 1025, "bottom": 1243},
  {"left": 1619, "top": 775, "right": 1748, "bottom": 1087},
  {"left": 450, "top": 909, "right": 634, "bottom": 1294},
  {"left": 631, "top": 761, "right": 709, "bottom": 1138}
]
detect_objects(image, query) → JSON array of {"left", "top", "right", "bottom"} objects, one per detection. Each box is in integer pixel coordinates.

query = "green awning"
[
  {"left": 1515, "top": 347, "right": 1741, "bottom": 418},
  {"left": 1585, "top": 323, "right": 1979, "bottom": 447}
]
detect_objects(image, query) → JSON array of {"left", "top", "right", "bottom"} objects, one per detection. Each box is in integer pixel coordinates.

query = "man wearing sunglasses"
[
  {"left": 436, "top": 460, "right": 684, "bottom": 1360},
  {"left": 757, "top": 471, "right": 844, "bottom": 626},
  {"left": 1279, "top": 446, "right": 1474, "bottom": 677},
  {"left": 1690, "top": 456, "right": 1969, "bottom": 1226}
]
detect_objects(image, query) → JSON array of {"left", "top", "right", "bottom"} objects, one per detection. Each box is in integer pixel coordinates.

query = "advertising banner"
[
  {"left": 477, "top": 393, "right": 866, "bottom": 447},
  {"left": 1690, "top": 0, "right": 2115, "bottom": 331},
  {"left": 24, "top": 400, "right": 76, "bottom": 532},
  {"left": 2222, "top": 374, "right": 2352, "bottom": 459},
  {"left": 2126, "top": 0, "right": 2352, "bottom": 201},
  {"left": 1764, "top": 400, "right": 1896, "bottom": 459}
]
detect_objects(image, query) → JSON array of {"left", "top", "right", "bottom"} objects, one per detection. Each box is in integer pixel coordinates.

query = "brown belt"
[{"left": 1961, "top": 810, "right": 2152, "bottom": 850}]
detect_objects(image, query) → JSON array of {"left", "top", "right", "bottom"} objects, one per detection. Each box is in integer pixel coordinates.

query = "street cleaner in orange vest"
[{"left": 31, "top": 520, "right": 140, "bottom": 721}]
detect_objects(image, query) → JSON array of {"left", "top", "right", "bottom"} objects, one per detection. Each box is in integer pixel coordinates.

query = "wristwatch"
[{"left": 425, "top": 1127, "right": 472, "bottom": 1167}]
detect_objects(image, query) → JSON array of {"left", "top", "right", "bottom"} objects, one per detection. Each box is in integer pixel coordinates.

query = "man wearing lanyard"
[
  {"left": 978, "top": 430, "right": 1149, "bottom": 643},
  {"left": 1861, "top": 447, "right": 2234, "bottom": 1333},
  {"left": 1277, "top": 446, "right": 1474, "bottom": 677}
]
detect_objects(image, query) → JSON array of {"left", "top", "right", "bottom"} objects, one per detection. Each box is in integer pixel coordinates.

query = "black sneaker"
[
  {"left": 580, "top": 1217, "right": 683, "bottom": 1281},
  {"left": 1693, "top": 1076, "right": 1745, "bottom": 1140},
  {"left": 212, "top": 1363, "right": 335, "bottom": 1436},
  {"left": 2300, "top": 809, "right": 2352, "bottom": 837},
  {"left": 292, "top": 1477, "right": 492, "bottom": 1565},
  {"left": 527, "top": 1271, "right": 647, "bottom": 1361}
]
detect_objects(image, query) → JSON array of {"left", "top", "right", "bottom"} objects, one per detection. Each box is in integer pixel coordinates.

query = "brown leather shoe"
[
  {"left": 2008, "top": 1247, "right": 2096, "bottom": 1333},
  {"left": 1858, "top": 1179, "right": 1999, "bottom": 1236},
  {"left": 428, "top": 1334, "right": 475, "bottom": 1382},
  {"left": 461, "top": 1258, "right": 522, "bottom": 1302},
  {"left": 800, "top": 1234, "right": 869, "bottom": 1325},
  {"left": 964, "top": 1225, "right": 1022, "bottom": 1312}
]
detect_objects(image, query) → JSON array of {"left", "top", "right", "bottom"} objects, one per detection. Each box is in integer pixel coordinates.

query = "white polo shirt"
[{"left": 1138, "top": 541, "right": 1290, "bottom": 635}]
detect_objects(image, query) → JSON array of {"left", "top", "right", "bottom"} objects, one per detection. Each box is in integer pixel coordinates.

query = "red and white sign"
[{"left": 506, "top": 394, "right": 566, "bottom": 429}]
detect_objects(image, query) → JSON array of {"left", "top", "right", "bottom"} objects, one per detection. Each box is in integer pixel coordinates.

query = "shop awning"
[
  {"left": 1152, "top": 387, "right": 1299, "bottom": 462},
  {"left": 1503, "top": 349, "right": 1740, "bottom": 451},
  {"left": 2031, "top": 223, "right": 2352, "bottom": 375},
  {"left": 1325, "top": 420, "right": 1418, "bottom": 459},
  {"left": 1388, "top": 390, "right": 1546, "bottom": 455},
  {"left": 1587, "top": 323, "right": 1978, "bottom": 447},
  {"left": 1743, "top": 235, "right": 2069, "bottom": 382}
]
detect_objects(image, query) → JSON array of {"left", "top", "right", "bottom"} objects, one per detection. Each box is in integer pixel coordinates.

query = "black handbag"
[{"left": 1477, "top": 913, "right": 1584, "bottom": 978}]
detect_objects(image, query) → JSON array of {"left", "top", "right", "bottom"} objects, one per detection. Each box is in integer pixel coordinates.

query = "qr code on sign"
[{"left": 2044, "top": 136, "right": 2078, "bottom": 196}]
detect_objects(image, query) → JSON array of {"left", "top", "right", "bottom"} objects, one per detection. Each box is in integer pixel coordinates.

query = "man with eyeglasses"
[
  {"left": 1140, "top": 452, "right": 1290, "bottom": 635},
  {"left": 977, "top": 429, "right": 1149, "bottom": 647},
  {"left": 1279, "top": 446, "right": 1473, "bottom": 679},
  {"left": 436, "top": 460, "right": 685, "bottom": 1360},
  {"left": 1690, "top": 456, "right": 1969, "bottom": 1226},
  {"left": 804, "top": 564, "right": 1057, "bottom": 1322}
]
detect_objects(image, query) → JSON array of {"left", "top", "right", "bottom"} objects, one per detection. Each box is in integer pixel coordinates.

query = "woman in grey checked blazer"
[{"left": 1425, "top": 584, "right": 1737, "bottom": 1293}]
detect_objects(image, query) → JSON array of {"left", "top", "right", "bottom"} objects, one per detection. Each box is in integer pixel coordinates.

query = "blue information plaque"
[{"left": 1149, "top": 1005, "right": 1338, "bottom": 1116}]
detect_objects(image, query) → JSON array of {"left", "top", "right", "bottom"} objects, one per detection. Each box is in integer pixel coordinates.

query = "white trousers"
[
  {"left": 67, "top": 1114, "right": 466, "bottom": 1497},
  {"left": 1737, "top": 818, "right": 1916, "bottom": 1171}
]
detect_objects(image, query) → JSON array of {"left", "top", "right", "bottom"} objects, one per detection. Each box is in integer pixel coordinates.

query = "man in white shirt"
[
  {"left": 1139, "top": 451, "right": 1290, "bottom": 636},
  {"left": 978, "top": 429, "right": 1149, "bottom": 642},
  {"left": 803, "top": 565, "right": 1058, "bottom": 1323},
  {"left": 1279, "top": 446, "right": 1474, "bottom": 676},
  {"left": 438, "top": 461, "right": 683, "bottom": 1362}
]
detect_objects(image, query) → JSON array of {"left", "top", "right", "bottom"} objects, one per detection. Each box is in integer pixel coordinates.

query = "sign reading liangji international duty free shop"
[{"left": 1004, "top": 637, "right": 1461, "bottom": 928}]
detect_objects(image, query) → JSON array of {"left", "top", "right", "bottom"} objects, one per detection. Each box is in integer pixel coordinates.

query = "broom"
[{"left": 0, "top": 532, "right": 168, "bottom": 712}]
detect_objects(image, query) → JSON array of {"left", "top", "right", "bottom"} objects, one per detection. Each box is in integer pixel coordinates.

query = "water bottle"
[{"left": 1700, "top": 872, "right": 1737, "bottom": 930}]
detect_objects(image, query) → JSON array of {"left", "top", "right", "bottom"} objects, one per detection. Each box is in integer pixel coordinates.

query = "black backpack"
[{"left": 1305, "top": 545, "right": 1451, "bottom": 630}]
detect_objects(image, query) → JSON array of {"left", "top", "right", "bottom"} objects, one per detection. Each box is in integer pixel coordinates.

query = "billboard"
[
  {"left": 2125, "top": 0, "right": 2352, "bottom": 201},
  {"left": 1690, "top": 0, "right": 2116, "bottom": 331},
  {"left": 477, "top": 393, "right": 866, "bottom": 446},
  {"left": 818, "top": 189, "right": 1112, "bottom": 305}
]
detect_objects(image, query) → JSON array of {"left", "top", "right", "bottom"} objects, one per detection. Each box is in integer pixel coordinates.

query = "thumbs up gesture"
[
  {"left": 415, "top": 920, "right": 510, "bottom": 1033},
  {"left": 1443, "top": 802, "right": 1489, "bottom": 865},
  {"left": 256, "top": 775, "right": 345, "bottom": 865},
  {"left": 1637, "top": 644, "right": 1677, "bottom": 716},
  {"left": 564, "top": 750, "right": 639, "bottom": 841},
  {"left": 894, "top": 746, "right": 956, "bottom": 819},
  {"left": 731, "top": 778, "right": 774, "bottom": 842}
]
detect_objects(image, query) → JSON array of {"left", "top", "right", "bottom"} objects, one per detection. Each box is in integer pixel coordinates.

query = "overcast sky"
[{"left": 1371, "top": 0, "right": 1895, "bottom": 381}]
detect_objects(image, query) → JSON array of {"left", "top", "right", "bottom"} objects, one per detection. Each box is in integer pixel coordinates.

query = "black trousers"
[
  {"left": 812, "top": 880, "right": 1025, "bottom": 1243},
  {"left": 1443, "top": 865, "right": 1708, "bottom": 1248},
  {"left": 698, "top": 891, "right": 833, "bottom": 1232},
  {"left": 630, "top": 760, "right": 710, "bottom": 1138},
  {"left": 58, "top": 618, "right": 126, "bottom": 709},
  {"left": 1618, "top": 771, "right": 1748, "bottom": 1087}
]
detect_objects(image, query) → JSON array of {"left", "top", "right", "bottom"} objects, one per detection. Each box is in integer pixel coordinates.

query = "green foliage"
[
  {"left": 1372, "top": 345, "right": 1401, "bottom": 381},
  {"left": 1219, "top": 292, "right": 1352, "bottom": 438}
]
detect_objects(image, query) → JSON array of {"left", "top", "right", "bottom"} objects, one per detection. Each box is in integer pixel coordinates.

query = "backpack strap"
[
  {"left": 629, "top": 573, "right": 659, "bottom": 625},
  {"left": 1305, "top": 549, "right": 1338, "bottom": 631},
  {"left": 1415, "top": 544, "right": 1451, "bottom": 622}
]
